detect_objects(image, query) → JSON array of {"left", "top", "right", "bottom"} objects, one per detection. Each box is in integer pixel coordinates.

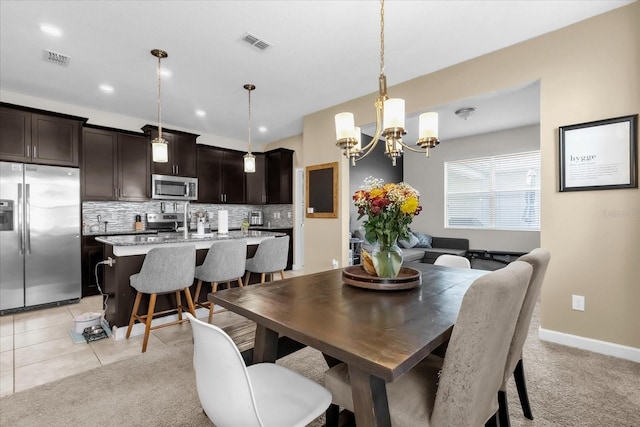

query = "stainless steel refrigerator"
[{"left": 0, "top": 162, "right": 81, "bottom": 312}]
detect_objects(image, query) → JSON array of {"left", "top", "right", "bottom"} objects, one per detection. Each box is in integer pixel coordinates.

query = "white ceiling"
[{"left": 0, "top": 0, "right": 632, "bottom": 149}]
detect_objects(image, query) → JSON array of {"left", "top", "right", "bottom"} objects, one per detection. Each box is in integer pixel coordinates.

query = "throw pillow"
[
  {"left": 398, "top": 232, "right": 419, "bottom": 249},
  {"left": 413, "top": 232, "right": 433, "bottom": 248}
]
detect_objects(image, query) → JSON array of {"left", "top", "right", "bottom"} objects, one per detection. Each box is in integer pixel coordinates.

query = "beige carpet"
[{"left": 1, "top": 305, "right": 639, "bottom": 427}]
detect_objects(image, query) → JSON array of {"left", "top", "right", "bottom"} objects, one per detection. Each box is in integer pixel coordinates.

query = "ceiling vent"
[
  {"left": 43, "top": 49, "right": 71, "bottom": 67},
  {"left": 241, "top": 32, "right": 271, "bottom": 51}
]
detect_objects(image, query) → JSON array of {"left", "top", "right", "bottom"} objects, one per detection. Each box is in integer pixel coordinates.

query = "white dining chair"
[
  {"left": 186, "top": 313, "right": 332, "bottom": 427},
  {"left": 434, "top": 254, "right": 471, "bottom": 268}
]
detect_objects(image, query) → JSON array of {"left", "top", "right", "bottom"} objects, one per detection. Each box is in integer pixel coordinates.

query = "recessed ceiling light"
[
  {"left": 40, "top": 23, "right": 62, "bottom": 37},
  {"left": 258, "top": 126, "right": 267, "bottom": 133},
  {"left": 160, "top": 68, "right": 172, "bottom": 78},
  {"left": 195, "top": 110, "right": 206, "bottom": 117},
  {"left": 99, "top": 84, "right": 114, "bottom": 94}
]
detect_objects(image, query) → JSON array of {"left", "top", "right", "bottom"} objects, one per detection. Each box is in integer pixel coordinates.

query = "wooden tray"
[{"left": 342, "top": 265, "right": 422, "bottom": 291}]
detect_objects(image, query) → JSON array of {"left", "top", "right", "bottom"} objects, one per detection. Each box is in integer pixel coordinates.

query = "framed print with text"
[{"left": 559, "top": 114, "right": 637, "bottom": 192}]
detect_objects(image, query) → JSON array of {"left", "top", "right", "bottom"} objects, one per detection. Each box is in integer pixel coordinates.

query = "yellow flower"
[
  {"left": 400, "top": 197, "right": 419, "bottom": 214},
  {"left": 370, "top": 188, "right": 384, "bottom": 199}
]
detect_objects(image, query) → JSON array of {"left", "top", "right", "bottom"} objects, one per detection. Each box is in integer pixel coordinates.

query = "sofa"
[{"left": 353, "top": 229, "right": 469, "bottom": 264}]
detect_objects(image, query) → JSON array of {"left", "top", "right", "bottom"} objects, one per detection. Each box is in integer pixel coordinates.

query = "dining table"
[{"left": 209, "top": 262, "right": 488, "bottom": 427}]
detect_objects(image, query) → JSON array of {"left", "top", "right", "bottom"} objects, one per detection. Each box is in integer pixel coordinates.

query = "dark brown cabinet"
[
  {"left": 266, "top": 148, "right": 294, "bottom": 204},
  {"left": 197, "top": 145, "right": 246, "bottom": 203},
  {"left": 142, "top": 125, "right": 198, "bottom": 177},
  {"left": 82, "top": 125, "right": 150, "bottom": 201},
  {"left": 246, "top": 153, "right": 266, "bottom": 204},
  {"left": 0, "top": 103, "right": 85, "bottom": 166},
  {"left": 81, "top": 236, "right": 105, "bottom": 297}
]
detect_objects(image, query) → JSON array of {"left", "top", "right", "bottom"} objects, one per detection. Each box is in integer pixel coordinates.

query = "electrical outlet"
[
  {"left": 331, "top": 259, "right": 339, "bottom": 269},
  {"left": 572, "top": 295, "right": 585, "bottom": 311}
]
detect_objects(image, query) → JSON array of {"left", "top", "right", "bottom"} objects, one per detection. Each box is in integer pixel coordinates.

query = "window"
[{"left": 445, "top": 151, "right": 540, "bottom": 231}]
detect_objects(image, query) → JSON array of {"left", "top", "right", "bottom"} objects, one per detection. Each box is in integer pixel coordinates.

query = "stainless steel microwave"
[{"left": 151, "top": 174, "right": 198, "bottom": 201}]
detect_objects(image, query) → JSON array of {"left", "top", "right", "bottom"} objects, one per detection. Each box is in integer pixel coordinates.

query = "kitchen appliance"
[
  {"left": 146, "top": 213, "right": 185, "bottom": 232},
  {"left": 151, "top": 174, "right": 198, "bottom": 201},
  {"left": 249, "top": 210, "right": 263, "bottom": 226},
  {"left": 0, "top": 162, "right": 81, "bottom": 312}
]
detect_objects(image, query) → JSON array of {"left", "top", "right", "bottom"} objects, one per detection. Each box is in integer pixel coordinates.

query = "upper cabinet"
[
  {"left": 0, "top": 103, "right": 86, "bottom": 167},
  {"left": 245, "top": 153, "right": 266, "bottom": 204},
  {"left": 82, "top": 125, "right": 150, "bottom": 201},
  {"left": 197, "top": 145, "right": 246, "bottom": 204},
  {"left": 266, "top": 148, "right": 294, "bottom": 204},
  {"left": 142, "top": 125, "right": 198, "bottom": 177}
]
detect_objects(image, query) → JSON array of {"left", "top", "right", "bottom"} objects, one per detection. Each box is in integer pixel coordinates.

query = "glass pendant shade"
[
  {"left": 419, "top": 112, "right": 439, "bottom": 139},
  {"left": 335, "top": 112, "right": 356, "bottom": 140},
  {"left": 383, "top": 98, "right": 405, "bottom": 130},
  {"left": 152, "top": 137, "right": 168, "bottom": 163},
  {"left": 244, "top": 153, "right": 256, "bottom": 173}
]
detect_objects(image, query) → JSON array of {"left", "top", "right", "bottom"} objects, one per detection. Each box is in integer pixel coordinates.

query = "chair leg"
[
  {"left": 514, "top": 358, "right": 533, "bottom": 420},
  {"left": 485, "top": 412, "right": 499, "bottom": 427},
  {"left": 279, "top": 269, "right": 285, "bottom": 280},
  {"left": 183, "top": 286, "right": 196, "bottom": 317},
  {"left": 176, "top": 290, "right": 183, "bottom": 321},
  {"left": 244, "top": 271, "right": 251, "bottom": 285},
  {"left": 237, "top": 278, "right": 243, "bottom": 288},
  {"left": 126, "top": 291, "right": 142, "bottom": 338},
  {"left": 498, "top": 390, "right": 510, "bottom": 427},
  {"left": 208, "top": 302, "right": 215, "bottom": 324},
  {"left": 325, "top": 403, "right": 340, "bottom": 427},
  {"left": 141, "top": 293, "right": 157, "bottom": 353},
  {"left": 260, "top": 273, "right": 266, "bottom": 283},
  {"left": 193, "top": 279, "right": 203, "bottom": 302}
]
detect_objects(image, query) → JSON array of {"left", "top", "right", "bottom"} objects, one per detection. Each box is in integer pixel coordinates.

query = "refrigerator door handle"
[
  {"left": 18, "top": 183, "right": 24, "bottom": 255},
  {"left": 25, "top": 183, "right": 31, "bottom": 255}
]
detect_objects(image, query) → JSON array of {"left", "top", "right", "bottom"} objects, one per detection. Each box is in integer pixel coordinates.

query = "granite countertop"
[
  {"left": 95, "top": 229, "right": 285, "bottom": 247},
  {"left": 83, "top": 229, "right": 158, "bottom": 237}
]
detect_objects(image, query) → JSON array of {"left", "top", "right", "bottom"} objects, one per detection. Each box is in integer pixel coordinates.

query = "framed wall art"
[{"left": 559, "top": 114, "right": 637, "bottom": 192}]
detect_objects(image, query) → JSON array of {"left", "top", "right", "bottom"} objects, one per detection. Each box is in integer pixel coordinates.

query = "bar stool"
[
  {"left": 193, "top": 239, "right": 247, "bottom": 323},
  {"left": 126, "top": 245, "right": 196, "bottom": 353},
  {"left": 244, "top": 235, "right": 290, "bottom": 284}
]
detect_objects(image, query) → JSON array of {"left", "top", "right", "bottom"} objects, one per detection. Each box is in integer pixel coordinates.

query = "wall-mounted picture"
[
  {"left": 306, "top": 162, "right": 338, "bottom": 218},
  {"left": 559, "top": 114, "right": 637, "bottom": 192}
]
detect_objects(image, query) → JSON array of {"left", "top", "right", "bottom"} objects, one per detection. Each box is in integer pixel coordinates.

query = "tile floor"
[{"left": 0, "top": 269, "right": 308, "bottom": 398}]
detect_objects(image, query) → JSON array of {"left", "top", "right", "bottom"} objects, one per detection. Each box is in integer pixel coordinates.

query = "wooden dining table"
[{"left": 209, "top": 262, "right": 488, "bottom": 427}]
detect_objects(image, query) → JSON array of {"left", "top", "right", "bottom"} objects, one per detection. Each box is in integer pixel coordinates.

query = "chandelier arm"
[{"left": 353, "top": 96, "right": 384, "bottom": 162}]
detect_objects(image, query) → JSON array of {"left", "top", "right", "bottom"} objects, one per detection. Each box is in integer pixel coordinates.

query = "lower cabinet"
[{"left": 81, "top": 236, "right": 105, "bottom": 297}]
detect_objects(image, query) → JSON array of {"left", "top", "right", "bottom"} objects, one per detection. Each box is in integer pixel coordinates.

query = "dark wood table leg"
[
  {"left": 252, "top": 324, "right": 279, "bottom": 364},
  {"left": 348, "top": 365, "right": 391, "bottom": 427}
]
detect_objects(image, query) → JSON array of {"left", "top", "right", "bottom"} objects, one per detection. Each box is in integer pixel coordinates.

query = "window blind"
[{"left": 445, "top": 151, "right": 541, "bottom": 231}]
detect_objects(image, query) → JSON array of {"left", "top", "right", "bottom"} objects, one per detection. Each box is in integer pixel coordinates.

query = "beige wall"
[{"left": 302, "top": 3, "right": 639, "bottom": 349}]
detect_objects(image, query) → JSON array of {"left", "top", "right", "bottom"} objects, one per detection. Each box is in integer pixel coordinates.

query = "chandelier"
[
  {"left": 150, "top": 49, "right": 168, "bottom": 163},
  {"left": 243, "top": 84, "right": 256, "bottom": 173},
  {"left": 335, "top": 0, "right": 439, "bottom": 166}
]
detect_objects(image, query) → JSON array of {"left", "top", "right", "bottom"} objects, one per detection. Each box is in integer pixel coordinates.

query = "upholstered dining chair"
[
  {"left": 324, "top": 260, "right": 533, "bottom": 427},
  {"left": 185, "top": 313, "right": 332, "bottom": 427},
  {"left": 244, "top": 235, "right": 290, "bottom": 284},
  {"left": 193, "top": 239, "right": 247, "bottom": 323},
  {"left": 434, "top": 254, "right": 471, "bottom": 268},
  {"left": 126, "top": 245, "right": 196, "bottom": 353},
  {"left": 498, "top": 248, "right": 551, "bottom": 426}
]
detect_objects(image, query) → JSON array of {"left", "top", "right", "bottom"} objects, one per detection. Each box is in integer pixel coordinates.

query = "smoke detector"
[
  {"left": 241, "top": 32, "right": 272, "bottom": 51},
  {"left": 43, "top": 49, "right": 71, "bottom": 67},
  {"left": 455, "top": 107, "right": 477, "bottom": 120}
]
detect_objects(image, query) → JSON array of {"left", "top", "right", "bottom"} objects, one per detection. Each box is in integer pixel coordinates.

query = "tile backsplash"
[{"left": 82, "top": 201, "right": 293, "bottom": 234}]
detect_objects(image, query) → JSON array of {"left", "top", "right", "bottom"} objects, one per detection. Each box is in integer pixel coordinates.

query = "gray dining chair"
[
  {"left": 324, "top": 260, "right": 533, "bottom": 427},
  {"left": 434, "top": 254, "right": 471, "bottom": 268},
  {"left": 126, "top": 245, "right": 196, "bottom": 353},
  {"left": 498, "top": 248, "right": 551, "bottom": 426},
  {"left": 185, "top": 313, "right": 332, "bottom": 427},
  {"left": 193, "top": 239, "right": 247, "bottom": 323},
  {"left": 244, "top": 236, "right": 290, "bottom": 284}
]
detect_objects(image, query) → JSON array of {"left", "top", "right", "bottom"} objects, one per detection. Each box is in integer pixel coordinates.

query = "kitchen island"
[{"left": 96, "top": 230, "right": 286, "bottom": 337}]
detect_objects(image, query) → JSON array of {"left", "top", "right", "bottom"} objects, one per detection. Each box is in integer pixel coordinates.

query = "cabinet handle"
[
  {"left": 26, "top": 145, "right": 30, "bottom": 157},
  {"left": 176, "top": 165, "right": 179, "bottom": 175},
  {"left": 33, "top": 146, "right": 36, "bottom": 158}
]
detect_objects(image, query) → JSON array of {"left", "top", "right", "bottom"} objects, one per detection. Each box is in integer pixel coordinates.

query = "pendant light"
[
  {"left": 335, "top": 0, "right": 440, "bottom": 166},
  {"left": 151, "top": 49, "right": 168, "bottom": 163},
  {"left": 243, "top": 83, "right": 256, "bottom": 173}
]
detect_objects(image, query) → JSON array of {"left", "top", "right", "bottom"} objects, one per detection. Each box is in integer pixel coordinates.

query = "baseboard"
[
  {"left": 112, "top": 306, "right": 216, "bottom": 341},
  {"left": 539, "top": 327, "right": 640, "bottom": 362}
]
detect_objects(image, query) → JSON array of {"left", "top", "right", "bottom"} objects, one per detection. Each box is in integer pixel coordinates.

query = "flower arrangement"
[{"left": 353, "top": 177, "right": 422, "bottom": 277}]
